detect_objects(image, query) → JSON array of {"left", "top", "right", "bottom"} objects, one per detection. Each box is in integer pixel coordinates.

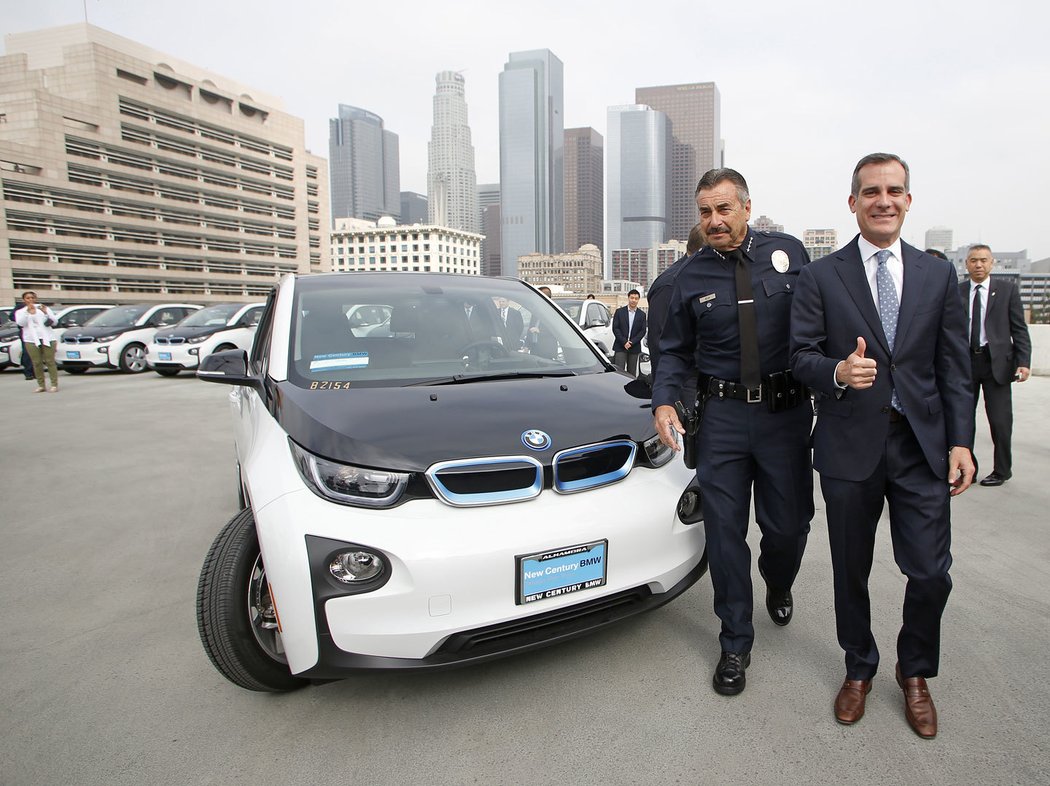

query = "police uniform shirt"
[{"left": 651, "top": 228, "right": 810, "bottom": 410}]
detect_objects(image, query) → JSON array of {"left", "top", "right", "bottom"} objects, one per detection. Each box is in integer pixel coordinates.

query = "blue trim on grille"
[
  {"left": 425, "top": 456, "right": 544, "bottom": 507},
  {"left": 552, "top": 440, "right": 637, "bottom": 494}
]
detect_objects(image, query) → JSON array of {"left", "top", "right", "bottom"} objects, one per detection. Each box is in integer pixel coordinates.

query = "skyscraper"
[
  {"left": 635, "top": 82, "right": 721, "bottom": 243},
  {"left": 477, "top": 184, "right": 501, "bottom": 277},
  {"left": 427, "top": 71, "right": 478, "bottom": 233},
  {"left": 564, "top": 127, "right": 604, "bottom": 252},
  {"left": 498, "top": 49, "right": 564, "bottom": 276},
  {"left": 329, "top": 104, "right": 400, "bottom": 223},
  {"left": 607, "top": 105, "right": 671, "bottom": 267}
]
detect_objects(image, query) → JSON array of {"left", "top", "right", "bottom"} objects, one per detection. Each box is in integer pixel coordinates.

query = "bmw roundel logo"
[{"left": 521, "top": 429, "right": 551, "bottom": 451}]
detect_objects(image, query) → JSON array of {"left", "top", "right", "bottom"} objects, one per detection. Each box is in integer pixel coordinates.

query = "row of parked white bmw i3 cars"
[{"left": 0, "top": 301, "right": 264, "bottom": 376}]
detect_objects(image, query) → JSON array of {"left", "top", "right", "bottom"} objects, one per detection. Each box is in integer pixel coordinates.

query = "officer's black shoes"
[
  {"left": 712, "top": 651, "right": 751, "bottom": 695},
  {"left": 979, "top": 472, "right": 1009, "bottom": 487},
  {"left": 765, "top": 583, "right": 793, "bottom": 626}
]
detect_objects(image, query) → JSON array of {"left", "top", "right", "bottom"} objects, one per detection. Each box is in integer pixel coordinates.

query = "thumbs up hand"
[{"left": 835, "top": 336, "right": 878, "bottom": 389}]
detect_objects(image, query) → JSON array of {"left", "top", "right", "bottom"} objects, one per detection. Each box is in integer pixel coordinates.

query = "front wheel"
[
  {"left": 119, "top": 343, "right": 148, "bottom": 373},
  {"left": 196, "top": 508, "right": 308, "bottom": 692}
]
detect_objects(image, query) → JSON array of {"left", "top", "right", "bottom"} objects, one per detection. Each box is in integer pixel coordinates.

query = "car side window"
[{"left": 240, "top": 307, "right": 263, "bottom": 327}]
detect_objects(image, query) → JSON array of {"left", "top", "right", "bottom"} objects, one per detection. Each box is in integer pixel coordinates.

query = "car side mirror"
[{"left": 197, "top": 348, "right": 263, "bottom": 391}]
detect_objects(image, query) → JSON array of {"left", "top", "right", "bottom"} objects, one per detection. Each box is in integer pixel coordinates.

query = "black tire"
[
  {"left": 196, "top": 508, "right": 308, "bottom": 692},
  {"left": 118, "top": 343, "right": 148, "bottom": 373},
  {"left": 63, "top": 366, "right": 88, "bottom": 375},
  {"left": 213, "top": 343, "right": 236, "bottom": 353},
  {"left": 154, "top": 367, "right": 181, "bottom": 377}
]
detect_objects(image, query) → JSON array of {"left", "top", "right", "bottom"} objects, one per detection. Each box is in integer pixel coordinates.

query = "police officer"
[{"left": 652, "top": 168, "right": 813, "bottom": 696}]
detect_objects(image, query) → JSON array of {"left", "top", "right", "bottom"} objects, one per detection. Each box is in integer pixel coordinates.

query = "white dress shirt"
[
  {"left": 968, "top": 280, "right": 989, "bottom": 347},
  {"left": 857, "top": 236, "right": 904, "bottom": 307},
  {"left": 14, "top": 306, "right": 59, "bottom": 345}
]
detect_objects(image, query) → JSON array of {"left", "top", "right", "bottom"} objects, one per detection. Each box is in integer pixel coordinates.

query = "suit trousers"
[
  {"left": 695, "top": 397, "right": 813, "bottom": 654},
  {"left": 613, "top": 351, "right": 639, "bottom": 376},
  {"left": 971, "top": 351, "right": 1014, "bottom": 477},
  {"left": 820, "top": 416, "right": 953, "bottom": 681}
]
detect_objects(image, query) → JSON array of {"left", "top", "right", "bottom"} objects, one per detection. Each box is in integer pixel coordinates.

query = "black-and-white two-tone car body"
[
  {"left": 147, "top": 302, "right": 264, "bottom": 376},
  {"left": 56, "top": 303, "right": 201, "bottom": 373},
  {"left": 195, "top": 273, "right": 706, "bottom": 692}
]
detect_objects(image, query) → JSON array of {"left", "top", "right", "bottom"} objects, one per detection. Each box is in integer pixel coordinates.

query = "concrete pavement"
[{"left": 0, "top": 369, "right": 1048, "bottom": 785}]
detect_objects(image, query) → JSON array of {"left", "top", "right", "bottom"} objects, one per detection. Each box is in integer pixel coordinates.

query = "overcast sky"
[{"left": 4, "top": 0, "right": 1049, "bottom": 260}]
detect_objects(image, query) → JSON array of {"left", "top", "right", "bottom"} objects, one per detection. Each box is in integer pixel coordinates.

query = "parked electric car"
[
  {"left": 56, "top": 303, "right": 200, "bottom": 373},
  {"left": 147, "top": 302, "right": 264, "bottom": 376},
  {"left": 195, "top": 273, "right": 706, "bottom": 692},
  {"left": 0, "top": 303, "right": 113, "bottom": 371},
  {"left": 553, "top": 298, "right": 616, "bottom": 358}
]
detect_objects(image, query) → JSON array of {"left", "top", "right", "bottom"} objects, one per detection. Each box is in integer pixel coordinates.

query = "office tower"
[
  {"left": 607, "top": 105, "right": 671, "bottom": 268},
  {"left": 0, "top": 23, "right": 329, "bottom": 307},
  {"left": 753, "top": 215, "right": 784, "bottom": 234},
  {"left": 427, "top": 71, "right": 478, "bottom": 233},
  {"left": 925, "top": 226, "right": 953, "bottom": 252},
  {"left": 329, "top": 104, "right": 399, "bottom": 222},
  {"left": 330, "top": 217, "right": 481, "bottom": 275},
  {"left": 400, "top": 192, "right": 428, "bottom": 224},
  {"left": 803, "top": 229, "right": 838, "bottom": 260},
  {"left": 635, "top": 82, "right": 720, "bottom": 243},
  {"left": 564, "top": 128, "right": 603, "bottom": 252},
  {"left": 477, "top": 184, "right": 501, "bottom": 277},
  {"left": 498, "top": 49, "right": 564, "bottom": 276}
]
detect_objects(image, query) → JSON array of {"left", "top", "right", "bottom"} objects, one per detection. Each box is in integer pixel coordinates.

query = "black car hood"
[
  {"left": 272, "top": 372, "right": 655, "bottom": 472},
  {"left": 62, "top": 325, "right": 138, "bottom": 340},
  {"left": 155, "top": 325, "right": 226, "bottom": 340},
  {"left": 0, "top": 325, "right": 19, "bottom": 340}
]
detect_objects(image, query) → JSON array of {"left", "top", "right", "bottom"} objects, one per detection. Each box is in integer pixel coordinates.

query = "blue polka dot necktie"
[{"left": 875, "top": 249, "right": 902, "bottom": 413}]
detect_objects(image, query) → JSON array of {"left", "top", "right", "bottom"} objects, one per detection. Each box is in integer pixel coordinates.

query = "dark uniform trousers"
[
  {"left": 696, "top": 396, "right": 813, "bottom": 654},
  {"left": 819, "top": 416, "right": 952, "bottom": 680}
]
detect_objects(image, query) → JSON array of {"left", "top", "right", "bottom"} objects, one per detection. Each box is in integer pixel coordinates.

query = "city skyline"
[{"left": 3, "top": 1, "right": 1048, "bottom": 260}]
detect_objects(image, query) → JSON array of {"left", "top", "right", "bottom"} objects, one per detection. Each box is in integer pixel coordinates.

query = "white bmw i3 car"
[
  {"left": 195, "top": 272, "right": 706, "bottom": 692},
  {"left": 147, "top": 301, "right": 264, "bottom": 376}
]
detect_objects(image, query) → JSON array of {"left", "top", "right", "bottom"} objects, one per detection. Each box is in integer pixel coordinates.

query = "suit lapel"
[
  {"left": 833, "top": 238, "right": 889, "bottom": 355},
  {"left": 986, "top": 277, "right": 1000, "bottom": 316},
  {"left": 893, "top": 242, "right": 929, "bottom": 353}
]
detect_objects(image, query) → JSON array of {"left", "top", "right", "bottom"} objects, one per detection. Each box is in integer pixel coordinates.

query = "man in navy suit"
[
  {"left": 612, "top": 289, "right": 646, "bottom": 376},
  {"left": 960, "top": 245, "right": 1032, "bottom": 487},
  {"left": 790, "top": 153, "right": 975, "bottom": 738}
]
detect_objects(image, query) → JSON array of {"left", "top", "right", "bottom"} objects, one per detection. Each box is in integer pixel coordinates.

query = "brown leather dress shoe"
[
  {"left": 834, "top": 678, "right": 872, "bottom": 724},
  {"left": 896, "top": 663, "right": 937, "bottom": 738}
]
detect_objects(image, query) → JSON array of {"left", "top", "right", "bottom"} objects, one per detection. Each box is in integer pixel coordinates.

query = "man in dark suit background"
[
  {"left": 494, "top": 296, "right": 525, "bottom": 347},
  {"left": 612, "top": 289, "right": 646, "bottom": 376},
  {"left": 790, "top": 153, "right": 975, "bottom": 738},
  {"left": 960, "top": 244, "right": 1032, "bottom": 487}
]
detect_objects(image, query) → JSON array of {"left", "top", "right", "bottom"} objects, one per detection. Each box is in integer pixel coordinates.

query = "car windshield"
[
  {"left": 84, "top": 304, "right": 150, "bottom": 328},
  {"left": 178, "top": 303, "right": 241, "bottom": 327},
  {"left": 556, "top": 299, "right": 583, "bottom": 321},
  {"left": 288, "top": 275, "right": 607, "bottom": 388}
]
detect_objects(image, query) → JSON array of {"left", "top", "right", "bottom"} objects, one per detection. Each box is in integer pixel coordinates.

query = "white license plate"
[{"left": 516, "top": 540, "right": 607, "bottom": 605}]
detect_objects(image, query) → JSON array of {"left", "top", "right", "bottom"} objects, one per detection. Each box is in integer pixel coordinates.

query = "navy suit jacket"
[
  {"left": 790, "top": 237, "right": 974, "bottom": 481},
  {"left": 612, "top": 306, "right": 646, "bottom": 354},
  {"left": 960, "top": 277, "right": 1031, "bottom": 385}
]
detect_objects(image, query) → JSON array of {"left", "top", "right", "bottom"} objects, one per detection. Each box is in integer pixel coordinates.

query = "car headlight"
[
  {"left": 96, "top": 334, "right": 120, "bottom": 343},
  {"left": 186, "top": 334, "right": 210, "bottom": 344},
  {"left": 642, "top": 433, "right": 675, "bottom": 468},
  {"left": 290, "top": 440, "right": 409, "bottom": 508}
]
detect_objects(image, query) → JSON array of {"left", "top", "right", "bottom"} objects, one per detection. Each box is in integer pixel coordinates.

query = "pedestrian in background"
[
  {"left": 645, "top": 222, "right": 704, "bottom": 388},
  {"left": 10, "top": 298, "right": 36, "bottom": 381},
  {"left": 612, "top": 289, "right": 646, "bottom": 376},
  {"left": 653, "top": 168, "right": 812, "bottom": 696},
  {"left": 791, "top": 153, "right": 974, "bottom": 738},
  {"left": 14, "top": 291, "right": 60, "bottom": 393},
  {"left": 960, "top": 244, "right": 1031, "bottom": 487}
]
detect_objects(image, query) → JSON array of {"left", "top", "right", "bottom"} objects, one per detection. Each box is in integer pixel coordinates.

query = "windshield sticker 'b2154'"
[{"left": 310, "top": 352, "right": 368, "bottom": 371}]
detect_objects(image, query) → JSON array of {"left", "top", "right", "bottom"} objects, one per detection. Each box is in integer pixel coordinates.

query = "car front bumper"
[
  {"left": 56, "top": 343, "right": 115, "bottom": 368},
  {"left": 250, "top": 459, "right": 704, "bottom": 677},
  {"left": 146, "top": 342, "right": 199, "bottom": 370}
]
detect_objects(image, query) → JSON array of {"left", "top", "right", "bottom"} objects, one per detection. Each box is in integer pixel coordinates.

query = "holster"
[
  {"left": 765, "top": 370, "right": 804, "bottom": 413},
  {"left": 675, "top": 400, "right": 701, "bottom": 470}
]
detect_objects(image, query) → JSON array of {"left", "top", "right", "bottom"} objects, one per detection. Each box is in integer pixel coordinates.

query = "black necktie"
[
  {"left": 970, "top": 284, "right": 982, "bottom": 351},
  {"left": 730, "top": 248, "right": 761, "bottom": 389}
]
